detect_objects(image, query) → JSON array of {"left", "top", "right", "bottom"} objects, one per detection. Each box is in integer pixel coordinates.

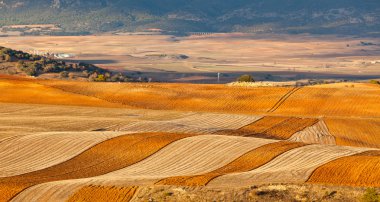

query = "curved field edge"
[
  {"left": 219, "top": 116, "right": 318, "bottom": 140},
  {"left": 0, "top": 132, "right": 194, "bottom": 201},
  {"left": 208, "top": 144, "right": 371, "bottom": 187},
  {"left": 11, "top": 135, "right": 278, "bottom": 201},
  {"left": 0, "top": 131, "right": 128, "bottom": 177},
  {"left": 156, "top": 141, "right": 306, "bottom": 186},
  {"left": 307, "top": 150, "right": 380, "bottom": 187}
]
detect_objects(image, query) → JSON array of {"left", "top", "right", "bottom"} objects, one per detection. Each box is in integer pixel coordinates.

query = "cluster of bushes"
[
  {"left": 362, "top": 188, "right": 379, "bottom": 202},
  {"left": 1, "top": 46, "right": 133, "bottom": 82},
  {"left": 0, "top": 47, "right": 41, "bottom": 62},
  {"left": 237, "top": 74, "right": 255, "bottom": 82},
  {"left": 370, "top": 80, "right": 380, "bottom": 85}
]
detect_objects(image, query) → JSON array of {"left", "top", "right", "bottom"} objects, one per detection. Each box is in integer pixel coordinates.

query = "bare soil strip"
[
  {"left": 0, "top": 132, "right": 193, "bottom": 201},
  {"left": 156, "top": 141, "right": 305, "bottom": 186},
  {"left": 256, "top": 117, "right": 319, "bottom": 139},
  {"left": 0, "top": 131, "right": 126, "bottom": 177},
  {"left": 208, "top": 144, "right": 370, "bottom": 187},
  {"left": 12, "top": 135, "right": 277, "bottom": 201}
]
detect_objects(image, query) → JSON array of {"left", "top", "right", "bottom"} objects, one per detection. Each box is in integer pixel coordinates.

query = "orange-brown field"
[
  {"left": 156, "top": 141, "right": 305, "bottom": 186},
  {"left": 0, "top": 74, "right": 380, "bottom": 201},
  {"left": 308, "top": 151, "right": 380, "bottom": 187},
  {"left": 67, "top": 185, "right": 138, "bottom": 202},
  {"left": 2, "top": 34, "right": 380, "bottom": 83}
]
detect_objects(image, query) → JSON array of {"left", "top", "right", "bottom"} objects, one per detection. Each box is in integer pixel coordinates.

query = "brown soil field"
[
  {"left": 308, "top": 151, "right": 380, "bottom": 187},
  {"left": 222, "top": 116, "right": 318, "bottom": 140},
  {"left": 0, "top": 131, "right": 126, "bottom": 177},
  {"left": 97, "top": 135, "right": 277, "bottom": 184},
  {"left": 273, "top": 84, "right": 380, "bottom": 117},
  {"left": 1, "top": 74, "right": 380, "bottom": 200},
  {"left": 11, "top": 135, "right": 278, "bottom": 201},
  {"left": 0, "top": 132, "right": 193, "bottom": 201},
  {"left": 219, "top": 116, "right": 288, "bottom": 136},
  {"left": 325, "top": 118, "right": 380, "bottom": 149},
  {"left": 38, "top": 79, "right": 290, "bottom": 114},
  {"left": 3, "top": 34, "right": 380, "bottom": 83},
  {"left": 3, "top": 75, "right": 380, "bottom": 118},
  {"left": 0, "top": 75, "right": 121, "bottom": 108},
  {"left": 67, "top": 185, "right": 138, "bottom": 202},
  {"left": 208, "top": 144, "right": 370, "bottom": 187},
  {"left": 257, "top": 117, "right": 318, "bottom": 139},
  {"left": 156, "top": 141, "right": 305, "bottom": 186}
]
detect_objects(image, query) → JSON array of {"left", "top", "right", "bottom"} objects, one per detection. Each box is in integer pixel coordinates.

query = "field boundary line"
[
  {"left": 267, "top": 87, "right": 302, "bottom": 113},
  {"left": 304, "top": 149, "right": 380, "bottom": 183}
]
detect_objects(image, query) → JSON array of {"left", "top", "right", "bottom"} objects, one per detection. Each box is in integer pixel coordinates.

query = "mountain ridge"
[{"left": 0, "top": 0, "right": 379, "bottom": 36}]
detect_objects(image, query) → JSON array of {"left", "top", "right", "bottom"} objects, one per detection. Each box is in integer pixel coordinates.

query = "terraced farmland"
[{"left": 1, "top": 75, "right": 380, "bottom": 201}]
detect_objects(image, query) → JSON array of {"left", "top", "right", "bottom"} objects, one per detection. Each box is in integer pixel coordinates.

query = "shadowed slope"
[
  {"left": 308, "top": 150, "right": 380, "bottom": 187},
  {"left": 156, "top": 141, "right": 305, "bottom": 186}
]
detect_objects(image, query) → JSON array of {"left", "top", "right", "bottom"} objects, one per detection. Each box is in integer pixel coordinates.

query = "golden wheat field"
[{"left": 1, "top": 74, "right": 380, "bottom": 201}]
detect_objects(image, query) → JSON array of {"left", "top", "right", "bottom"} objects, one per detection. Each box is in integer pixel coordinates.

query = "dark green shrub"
[
  {"left": 237, "top": 74, "right": 254, "bottom": 82},
  {"left": 362, "top": 188, "right": 379, "bottom": 202}
]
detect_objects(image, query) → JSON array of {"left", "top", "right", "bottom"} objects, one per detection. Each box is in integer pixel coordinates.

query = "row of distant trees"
[{"left": 0, "top": 46, "right": 132, "bottom": 82}]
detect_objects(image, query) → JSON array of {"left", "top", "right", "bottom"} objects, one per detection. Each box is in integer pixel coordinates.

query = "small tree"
[
  {"left": 96, "top": 74, "right": 105, "bottom": 82},
  {"left": 370, "top": 80, "right": 380, "bottom": 85},
  {"left": 16, "top": 61, "right": 25, "bottom": 69},
  {"left": 237, "top": 74, "right": 254, "bottom": 82}
]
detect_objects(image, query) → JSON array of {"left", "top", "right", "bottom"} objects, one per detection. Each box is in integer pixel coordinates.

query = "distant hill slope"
[{"left": 0, "top": 0, "right": 379, "bottom": 36}]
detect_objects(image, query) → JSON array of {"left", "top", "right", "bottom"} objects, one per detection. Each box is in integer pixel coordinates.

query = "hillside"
[
  {"left": 0, "top": 0, "right": 380, "bottom": 35},
  {"left": 0, "top": 75, "right": 380, "bottom": 201},
  {"left": 0, "top": 46, "right": 138, "bottom": 82}
]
